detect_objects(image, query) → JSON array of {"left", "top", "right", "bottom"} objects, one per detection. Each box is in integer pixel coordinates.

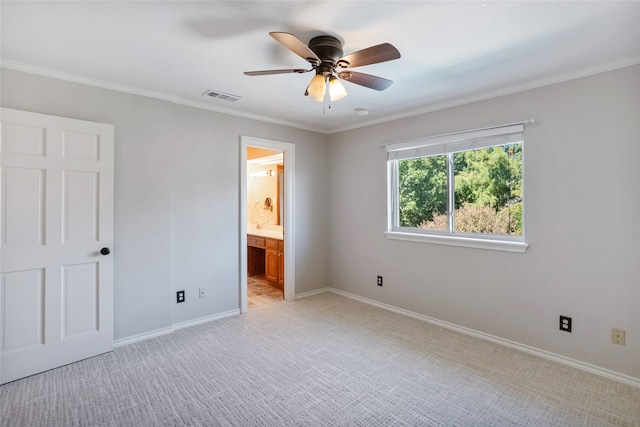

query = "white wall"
[
  {"left": 0, "top": 69, "right": 330, "bottom": 340},
  {"left": 327, "top": 65, "right": 640, "bottom": 380},
  {"left": 3, "top": 64, "right": 638, "bottom": 382}
]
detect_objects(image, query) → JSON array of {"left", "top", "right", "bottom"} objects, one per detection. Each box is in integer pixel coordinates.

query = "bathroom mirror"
[{"left": 247, "top": 148, "right": 284, "bottom": 225}]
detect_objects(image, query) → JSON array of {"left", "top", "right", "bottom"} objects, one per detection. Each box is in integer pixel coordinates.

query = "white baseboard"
[
  {"left": 112, "top": 286, "right": 639, "bottom": 388},
  {"left": 173, "top": 309, "right": 240, "bottom": 331},
  {"left": 113, "top": 327, "right": 175, "bottom": 348},
  {"left": 326, "top": 288, "right": 640, "bottom": 389},
  {"left": 113, "top": 309, "right": 240, "bottom": 348},
  {"left": 295, "top": 287, "right": 331, "bottom": 299}
]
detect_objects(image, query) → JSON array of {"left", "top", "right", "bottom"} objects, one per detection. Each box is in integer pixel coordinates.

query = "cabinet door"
[
  {"left": 265, "top": 249, "right": 279, "bottom": 283},
  {"left": 278, "top": 254, "right": 285, "bottom": 287},
  {"left": 278, "top": 241, "right": 285, "bottom": 287}
]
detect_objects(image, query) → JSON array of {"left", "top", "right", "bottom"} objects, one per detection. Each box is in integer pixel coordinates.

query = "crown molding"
[
  {"left": 3, "top": 55, "right": 639, "bottom": 136},
  {"left": 329, "top": 54, "right": 640, "bottom": 134},
  {"left": 0, "top": 59, "right": 328, "bottom": 134}
]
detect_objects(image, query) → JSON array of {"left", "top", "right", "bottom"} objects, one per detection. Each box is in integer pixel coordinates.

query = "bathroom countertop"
[{"left": 247, "top": 229, "right": 283, "bottom": 240}]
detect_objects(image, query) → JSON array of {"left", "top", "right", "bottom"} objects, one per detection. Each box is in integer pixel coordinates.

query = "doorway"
[
  {"left": 246, "top": 149, "right": 283, "bottom": 308},
  {"left": 240, "top": 137, "right": 295, "bottom": 314}
]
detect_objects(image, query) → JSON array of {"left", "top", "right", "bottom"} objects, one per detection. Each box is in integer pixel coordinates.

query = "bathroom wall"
[{"left": 248, "top": 163, "right": 280, "bottom": 225}]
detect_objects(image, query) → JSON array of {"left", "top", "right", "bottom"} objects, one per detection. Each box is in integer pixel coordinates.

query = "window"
[{"left": 386, "top": 124, "right": 528, "bottom": 252}]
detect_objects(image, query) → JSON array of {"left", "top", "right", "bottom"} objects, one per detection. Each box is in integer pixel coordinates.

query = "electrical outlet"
[
  {"left": 176, "top": 290, "right": 185, "bottom": 303},
  {"left": 612, "top": 328, "right": 626, "bottom": 345},
  {"left": 559, "top": 315, "right": 572, "bottom": 332},
  {"left": 377, "top": 276, "right": 383, "bottom": 286},
  {"left": 199, "top": 287, "right": 206, "bottom": 299}
]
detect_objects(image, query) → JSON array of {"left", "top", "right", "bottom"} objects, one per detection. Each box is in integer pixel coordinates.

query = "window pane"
[
  {"left": 398, "top": 155, "right": 448, "bottom": 230},
  {"left": 453, "top": 143, "right": 522, "bottom": 236}
]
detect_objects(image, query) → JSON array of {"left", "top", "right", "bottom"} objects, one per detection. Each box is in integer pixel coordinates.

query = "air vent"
[{"left": 203, "top": 89, "right": 242, "bottom": 102}]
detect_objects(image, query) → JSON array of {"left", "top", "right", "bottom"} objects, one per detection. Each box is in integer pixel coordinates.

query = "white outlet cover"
[{"left": 612, "top": 328, "right": 626, "bottom": 345}]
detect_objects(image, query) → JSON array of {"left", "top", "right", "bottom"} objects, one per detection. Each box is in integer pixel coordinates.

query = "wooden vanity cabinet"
[
  {"left": 265, "top": 238, "right": 284, "bottom": 290},
  {"left": 247, "top": 236, "right": 265, "bottom": 248},
  {"left": 248, "top": 235, "right": 284, "bottom": 290},
  {"left": 247, "top": 235, "right": 265, "bottom": 277},
  {"left": 277, "top": 240, "right": 285, "bottom": 288}
]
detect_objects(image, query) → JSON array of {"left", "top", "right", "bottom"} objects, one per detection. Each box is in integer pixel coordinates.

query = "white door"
[{"left": 0, "top": 108, "right": 114, "bottom": 384}]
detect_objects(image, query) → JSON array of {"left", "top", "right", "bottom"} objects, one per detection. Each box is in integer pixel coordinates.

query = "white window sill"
[{"left": 385, "top": 231, "right": 528, "bottom": 253}]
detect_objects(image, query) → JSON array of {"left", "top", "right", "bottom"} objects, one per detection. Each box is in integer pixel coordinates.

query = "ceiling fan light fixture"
[
  {"left": 306, "top": 73, "right": 326, "bottom": 102},
  {"left": 328, "top": 75, "right": 348, "bottom": 101},
  {"left": 247, "top": 32, "right": 400, "bottom": 104}
]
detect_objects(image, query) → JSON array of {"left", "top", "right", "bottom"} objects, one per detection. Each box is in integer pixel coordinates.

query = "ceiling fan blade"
[
  {"left": 269, "top": 32, "right": 320, "bottom": 64},
  {"left": 338, "top": 71, "right": 393, "bottom": 91},
  {"left": 338, "top": 43, "right": 400, "bottom": 68},
  {"left": 244, "top": 69, "right": 309, "bottom": 76}
]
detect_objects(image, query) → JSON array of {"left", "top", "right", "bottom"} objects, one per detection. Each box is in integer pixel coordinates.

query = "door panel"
[
  {"left": 2, "top": 167, "right": 45, "bottom": 245},
  {"left": 62, "top": 262, "right": 98, "bottom": 338},
  {"left": 2, "top": 123, "right": 46, "bottom": 157},
  {"left": 1, "top": 269, "right": 44, "bottom": 351},
  {"left": 63, "top": 131, "right": 100, "bottom": 161},
  {"left": 0, "top": 108, "right": 114, "bottom": 384},
  {"left": 63, "top": 171, "right": 99, "bottom": 242}
]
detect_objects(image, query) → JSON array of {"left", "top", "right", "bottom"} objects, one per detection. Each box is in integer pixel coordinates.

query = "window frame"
[{"left": 386, "top": 124, "right": 528, "bottom": 253}]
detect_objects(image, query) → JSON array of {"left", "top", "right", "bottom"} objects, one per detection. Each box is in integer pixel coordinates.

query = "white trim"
[
  {"left": 114, "top": 286, "right": 639, "bottom": 388},
  {"left": 113, "top": 327, "right": 174, "bottom": 348},
  {"left": 330, "top": 54, "right": 640, "bottom": 134},
  {"left": 113, "top": 309, "right": 240, "bottom": 348},
  {"left": 3, "top": 55, "right": 639, "bottom": 135},
  {"left": 327, "top": 288, "right": 640, "bottom": 389},
  {"left": 173, "top": 309, "right": 240, "bottom": 331},
  {"left": 295, "top": 287, "right": 331, "bottom": 299},
  {"left": 0, "top": 60, "right": 326, "bottom": 134},
  {"left": 385, "top": 231, "right": 528, "bottom": 253},
  {"left": 240, "top": 136, "right": 296, "bottom": 314}
]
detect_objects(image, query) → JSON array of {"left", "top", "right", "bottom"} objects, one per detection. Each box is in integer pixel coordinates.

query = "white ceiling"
[{"left": 2, "top": 1, "right": 639, "bottom": 133}]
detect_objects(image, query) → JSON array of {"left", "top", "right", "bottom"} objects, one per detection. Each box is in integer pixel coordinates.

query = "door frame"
[{"left": 240, "top": 136, "right": 295, "bottom": 313}]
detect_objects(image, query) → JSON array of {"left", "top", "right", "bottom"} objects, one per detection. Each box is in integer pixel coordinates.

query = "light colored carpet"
[{"left": 1, "top": 292, "right": 638, "bottom": 426}]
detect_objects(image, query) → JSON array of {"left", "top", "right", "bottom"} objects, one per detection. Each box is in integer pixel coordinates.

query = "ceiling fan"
[{"left": 244, "top": 32, "right": 401, "bottom": 102}]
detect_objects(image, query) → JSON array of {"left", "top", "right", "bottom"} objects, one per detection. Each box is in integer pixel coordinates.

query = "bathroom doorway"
[
  {"left": 247, "top": 148, "right": 284, "bottom": 308},
  {"left": 240, "top": 136, "right": 295, "bottom": 314}
]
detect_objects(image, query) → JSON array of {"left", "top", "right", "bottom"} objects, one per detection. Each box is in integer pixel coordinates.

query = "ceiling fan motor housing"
[
  {"left": 245, "top": 32, "right": 399, "bottom": 92},
  {"left": 308, "top": 35, "right": 345, "bottom": 72}
]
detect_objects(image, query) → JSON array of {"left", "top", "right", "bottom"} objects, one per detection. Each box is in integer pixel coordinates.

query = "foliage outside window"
[{"left": 387, "top": 124, "right": 526, "bottom": 250}]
